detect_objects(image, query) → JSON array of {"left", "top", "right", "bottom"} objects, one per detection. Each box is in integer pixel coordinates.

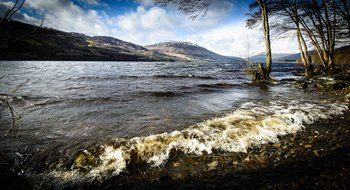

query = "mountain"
[
  {"left": 250, "top": 53, "right": 297, "bottom": 62},
  {"left": 145, "top": 41, "right": 238, "bottom": 62},
  {"left": 0, "top": 20, "right": 174, "bottom": 61},
  {"left": 276, "top": 53, "right": 301, "bottom": 62}
]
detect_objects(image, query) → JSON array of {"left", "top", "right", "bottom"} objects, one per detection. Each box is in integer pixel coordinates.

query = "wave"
[
  {"left": 152, "top": 74, "right": 216, "bottom": 80},
  {"left": 135, "top": 91, "right": 183, "bottom": 97},
  {"left": 197, "top": 83, "right": 241, "bottom": 89},
  {"left": 49, "top": 100, "right": 348, "bottom": 181},
  {"left": 75, "top": 74, "right": 216, "bottom": 82},
  {"left": 76, "top": 75, "right": 148, "bottom": 81}
]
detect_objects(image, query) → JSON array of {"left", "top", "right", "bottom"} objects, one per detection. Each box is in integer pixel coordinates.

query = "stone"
[
  {"left": 273, "top": 143, "right": 281, "bottom": 148},
  {"left": 208, "top": 161, "right": 218, "bottom": 170},
  {"left": 173, "top": 162, "right": 180, "bottom": 168},
  {"left": 73, "top": 150, "right": 95, "bottom": 170}
]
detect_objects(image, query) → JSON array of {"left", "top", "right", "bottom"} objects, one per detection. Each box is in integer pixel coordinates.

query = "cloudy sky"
[{"left": 0, "top": 0, "right": 299, "bottom": 57}]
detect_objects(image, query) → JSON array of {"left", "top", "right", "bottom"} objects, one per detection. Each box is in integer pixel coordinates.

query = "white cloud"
[
  {"left": 111, "top": 3, "right": 234, "bottom": 45},
  {"left": 23, "top": 0, "right": 109, "bottom": 36},
  {"left": 186, "top": 21, "right": 299, "bottom": 56},
  {"left": 0, "top": 1, "right": 14, "bottom": 8},
  {"left": 111, "top": 6, "right": 180, "bottom": 44}
]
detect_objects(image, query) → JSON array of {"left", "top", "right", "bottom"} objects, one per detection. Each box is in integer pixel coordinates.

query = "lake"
[{"left": 0, "top": 61, "right": 347, "bottom": 185}]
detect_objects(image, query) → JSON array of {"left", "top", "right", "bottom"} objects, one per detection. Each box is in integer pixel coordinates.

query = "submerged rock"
[
  {"left": 72, "top": 150, "right": 96, "bottom": 171},
  {"left": 319, "top": 80, "right": 347, "bottom": 91},
  {"left": 294, "top": 76, "right": 349, "bottom": 91}
]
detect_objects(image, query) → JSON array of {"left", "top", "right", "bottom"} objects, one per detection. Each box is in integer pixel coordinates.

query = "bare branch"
[
  {"left": 0, "top": 96, "right": 18, "bottom": 141},
  {"left": 154, "top": 0, "right": 213, "bottom": 19}
]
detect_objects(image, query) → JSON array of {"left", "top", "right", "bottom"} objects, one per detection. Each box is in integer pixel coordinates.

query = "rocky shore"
[
  {"left": 81, "top": 110, "right": 350, "bottom": 190},
  {"left": 74, "top": 67, "right": 350, "bottom": 190}
]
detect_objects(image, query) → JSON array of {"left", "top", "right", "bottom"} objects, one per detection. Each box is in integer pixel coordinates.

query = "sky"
[{"left": 0, "top": 0, "right": 300, "bottom": 57}]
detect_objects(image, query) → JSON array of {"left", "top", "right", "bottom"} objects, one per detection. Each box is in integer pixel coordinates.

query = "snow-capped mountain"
[{"left": 145, "top": 41, "right": 239, "bottom": 62}]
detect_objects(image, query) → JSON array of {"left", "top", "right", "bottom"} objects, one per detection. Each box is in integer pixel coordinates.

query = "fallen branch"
[
  {"left": 0, "top": 79, "right": 29, "bottom": 140},
  {"left": 0, "top": 96, "right": 19, "bottom": 141}
]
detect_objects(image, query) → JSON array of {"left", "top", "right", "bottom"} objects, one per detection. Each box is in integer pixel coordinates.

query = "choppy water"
[{"left": 0, "top": 61, "right": 347, "bottom": 185}]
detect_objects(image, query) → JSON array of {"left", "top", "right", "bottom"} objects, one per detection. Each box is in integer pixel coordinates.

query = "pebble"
[
  {"left": 313, "top": 150, "right": 320, "bottom": 156},
  {"left": 173, "top": 162, "right": 180, "bottom": 168},
  {"left": 208, "top": 161, "right": 218, "bottom": 171},
  {"left": 273, "top": 143, "right": 281, "bottom": 148}
]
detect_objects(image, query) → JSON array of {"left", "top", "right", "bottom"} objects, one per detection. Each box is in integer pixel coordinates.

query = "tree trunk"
[
  {"left": 258, "top": 0, "right": 272, "bottom": 80},
  {"left": 296, "top": 24, "right": 313, "bottom": 76},
  {"left": 328, "top": 53, "right": 335, "bottom": 74},
  {"left": 297, "top": 34, "right": 311, "bottom": 76}
]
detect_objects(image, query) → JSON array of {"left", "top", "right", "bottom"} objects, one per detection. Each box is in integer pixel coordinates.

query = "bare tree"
[
  {"left": 268, "top": 0, "right": 313, "bottom": 76},
  {"left": 247, "top": 0, "right": 273, "bottom": 80},
  {"left": 295, "top": 0, "right": 338, "bottom": 74},
  {"left": 334, "top": 0, "right": 350, "bottom": 37}
]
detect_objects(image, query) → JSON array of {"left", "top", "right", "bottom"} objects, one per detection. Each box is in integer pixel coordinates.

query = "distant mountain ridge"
[
  {"left": 250, "top": 52, "right": 297, "bottom": 62},
  {"left": 275, "top": 53, "right": 301, "bottom": 62},
  {"left": 145, "top": 41, "right": 239, "bottom": 62},
  {"left": 0, "top": 21, "right": 239, "bottom": 62},
  {"left": 250, "top": 46, "right": 350, "bottom": 63},
  {"left": 0, "top": 21, "right": 173, "bottom": 61}
]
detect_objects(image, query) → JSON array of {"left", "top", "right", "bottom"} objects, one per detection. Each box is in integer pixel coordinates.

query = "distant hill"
[
  {"left": 145, "top": 41, "right": 239, "bottom": 62},
  {"left": 250, "top": 53, "right": 298, "bottom": 62},
  {"left": 251, "top": 46, "right": 350, "bottom": 64},
  {"left": 275, "top": 53, "right": 300, "bottom": 62},
  {"left": 0, "top": 20, "right": 174, "bottom": 61}
]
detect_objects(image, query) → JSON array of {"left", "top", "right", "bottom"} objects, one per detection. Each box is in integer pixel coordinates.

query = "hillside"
[
  {"left": 250, "top": 53, "right": 294, "bottom": 62},
  {"left": 274, "top": 53, "right": 300, "bottom": 62},
  {"left": 305, "top": 45, "right": 350, "bottom": 65},
  {"left": 265, "top": 46, "right": 350, "bottom": 64},
  {"left": 0, "top": 21, "right": 174, "bottom": 61},
  {"left": 145, "top": 41, "right": 238, "bottom": 62}
]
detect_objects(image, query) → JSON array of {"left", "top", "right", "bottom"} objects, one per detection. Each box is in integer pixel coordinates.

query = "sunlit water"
[{"left": 0, "top": 61, "right": 347, "bottom": 184}]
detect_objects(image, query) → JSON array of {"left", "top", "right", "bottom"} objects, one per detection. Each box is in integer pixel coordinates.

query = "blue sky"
[{"left": 0, "top": 0, "right": 299, "bottom": 56}]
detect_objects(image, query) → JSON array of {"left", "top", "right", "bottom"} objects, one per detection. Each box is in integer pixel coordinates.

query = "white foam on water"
[{"left": 49, "top": 100, "right": 348, "bottom": 181}]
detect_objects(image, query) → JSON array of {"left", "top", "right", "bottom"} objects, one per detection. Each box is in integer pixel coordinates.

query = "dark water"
[
  {"left": 0, "top": 61, "right": 301, "bottom": 139},
  {"left": 0, "top": 61, "right": 347, "bottom": 185}
]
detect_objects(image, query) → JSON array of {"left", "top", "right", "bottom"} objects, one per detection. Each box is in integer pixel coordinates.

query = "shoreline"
[
  {"left": 78, "top": 73, "right": 350, "bottom": 189},
  {"left": 84, "top": 108, "right": 350, "bottom": 189}
]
